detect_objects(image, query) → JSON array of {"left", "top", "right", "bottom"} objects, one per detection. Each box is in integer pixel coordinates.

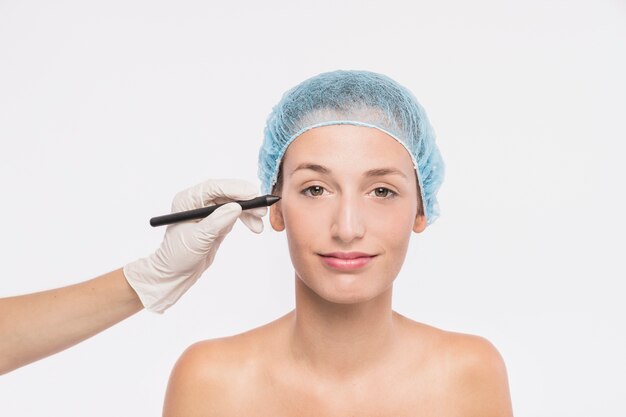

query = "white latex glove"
[{"left": 123, "top": 179, "right": 266, "bottom": 313}]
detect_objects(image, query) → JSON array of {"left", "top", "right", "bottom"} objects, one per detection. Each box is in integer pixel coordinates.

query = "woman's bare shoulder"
[
  {"left": 395, "top": 311, "right": 506, "bottom": 365},
  {"left": 162, "top": 314, "right": 289, "bottom": 417},
  {"left": 161, "top": 338, "right": 247, "bottom": 416},
  {"left": 395, "top": 312, "right": 513, "bottom": 416}
]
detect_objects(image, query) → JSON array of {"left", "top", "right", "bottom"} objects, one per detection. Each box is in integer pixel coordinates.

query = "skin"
[
  {"left": 163, "top": 125, "right": 514, "bottom": 416},
  {"left": 0, "top": 268, "right": 143, "bottom": 375}
]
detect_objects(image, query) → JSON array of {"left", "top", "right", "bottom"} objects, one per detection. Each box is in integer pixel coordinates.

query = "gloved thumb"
[{"left": 192, "top": 202, "right": 242, "bottom": 248}]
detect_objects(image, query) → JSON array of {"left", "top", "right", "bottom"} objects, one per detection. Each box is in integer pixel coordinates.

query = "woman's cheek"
[
  {"left": 284, "top": 205, "right": 315, "bottom": 253},
  {"left": 286, "top": 200, "right": 328, "bottom": 228}
]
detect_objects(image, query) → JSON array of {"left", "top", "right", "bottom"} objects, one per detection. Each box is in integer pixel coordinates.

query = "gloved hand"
[{"left": 123, "top": 179, "right": 266, "bottom": 313}]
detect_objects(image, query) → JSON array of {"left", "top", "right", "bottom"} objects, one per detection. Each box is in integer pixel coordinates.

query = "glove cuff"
[{"left": 123, "top": 254, "right": 191, "bottom": 314}]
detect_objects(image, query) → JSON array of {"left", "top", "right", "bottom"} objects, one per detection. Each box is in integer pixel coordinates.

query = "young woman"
[{"left": 162, "top": 70, "right": 513, "bottom": 416}]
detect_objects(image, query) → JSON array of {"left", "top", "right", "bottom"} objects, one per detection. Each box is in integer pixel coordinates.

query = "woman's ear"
[
  {"left": 269, "top": 202, "right": 285, "bottom": 231},
  {"left": 413, "top": 213, "right": 427, "bottom": 233}
]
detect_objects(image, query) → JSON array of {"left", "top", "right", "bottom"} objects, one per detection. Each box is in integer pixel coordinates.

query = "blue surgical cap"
[{"left": 258, "top": 69, "right": 445, "bottom": 225}]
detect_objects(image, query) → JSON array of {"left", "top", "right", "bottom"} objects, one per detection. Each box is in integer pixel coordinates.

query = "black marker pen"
[{"left": 150, "top": 194, "right": 280, "bottom": 227}]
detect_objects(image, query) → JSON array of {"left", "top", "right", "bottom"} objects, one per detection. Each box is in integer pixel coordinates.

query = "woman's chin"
[{"left": 302, "top": 277, "right": 390, "bottom": 305}]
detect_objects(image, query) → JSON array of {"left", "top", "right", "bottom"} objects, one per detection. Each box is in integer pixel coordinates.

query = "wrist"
[{"left": 123, "top": 257, "right": 161, "bottom": 311}]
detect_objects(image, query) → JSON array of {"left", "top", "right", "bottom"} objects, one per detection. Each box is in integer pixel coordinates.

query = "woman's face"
[{"left": 270, "top": 124, "right": 426, "bottom": 304}]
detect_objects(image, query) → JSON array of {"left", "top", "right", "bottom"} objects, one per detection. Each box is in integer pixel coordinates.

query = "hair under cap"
[{"left": 258, "top": 69, "right": 445, "bottom": 225}]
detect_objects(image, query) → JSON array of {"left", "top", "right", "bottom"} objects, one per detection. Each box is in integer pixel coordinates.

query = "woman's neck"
[{"left": 287, "top": 275, "right": 400, "bottom": 380}]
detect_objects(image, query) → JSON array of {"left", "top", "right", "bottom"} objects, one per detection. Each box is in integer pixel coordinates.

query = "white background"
[{"left": 1, "top": 0, "right": 625, "bottom": 415}]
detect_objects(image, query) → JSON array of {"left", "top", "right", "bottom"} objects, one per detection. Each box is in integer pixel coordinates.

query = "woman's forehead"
[{"left": 284, "top": 124, "right": 415, "bottom": 174}]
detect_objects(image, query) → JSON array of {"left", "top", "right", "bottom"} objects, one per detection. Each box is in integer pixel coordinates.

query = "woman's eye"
[
  {"left": 302, "top": 185, "right": 326, "bottom": 197},
  {"left": 370, "top": 187, "right": 396, "bottom": 198}
]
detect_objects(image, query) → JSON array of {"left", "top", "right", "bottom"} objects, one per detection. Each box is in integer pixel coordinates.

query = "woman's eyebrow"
[
  {"left": 364, "top": 167, "right": 408, "bottom": 179},
  {"left": 290, "top": 163, "right": 407, "bottom": 179},
  {"left": 290, "top": 163, "right": 330, "bottom": 176}
]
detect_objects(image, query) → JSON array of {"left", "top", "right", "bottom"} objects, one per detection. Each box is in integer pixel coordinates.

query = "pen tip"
[{"left": 266, "top": 195, "right": 281, "bottom": 205}]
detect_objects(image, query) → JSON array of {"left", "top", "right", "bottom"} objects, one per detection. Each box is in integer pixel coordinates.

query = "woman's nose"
[{"left": 330, "top": 193, "right": 365, "bottom": 243}]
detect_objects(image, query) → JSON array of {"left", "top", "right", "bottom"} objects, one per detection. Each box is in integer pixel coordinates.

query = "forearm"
[{"left": 0, "top": 267, "right": 143, "bottom": 375}]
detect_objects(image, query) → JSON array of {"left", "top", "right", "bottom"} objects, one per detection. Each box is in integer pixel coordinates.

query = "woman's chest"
[{"left": 234, "top": 366, "right": 456, "bottom": 417}]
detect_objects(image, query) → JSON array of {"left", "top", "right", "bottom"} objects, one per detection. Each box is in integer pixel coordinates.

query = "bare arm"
[
  {"left": 0, "top": 179, "right": 266, "bottom": 375},
  {"left": 0, "top": 268, "right": 143, "bottom": 375}
]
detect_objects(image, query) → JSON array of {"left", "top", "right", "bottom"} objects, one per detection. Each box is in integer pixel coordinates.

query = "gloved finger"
[
  {"left": 244, "top": 206, "right": 268, "bottom": 217},
  {"left": 172, "top": 179, "right": 259, "bottom": 212},
  {"left": 239, "top": 206, "right": 267, "bottom": 233},
  {"left": 239, "top": 212, "right": 264, "bottom": 234},
  {"left": 190, "top": 202, "right": 242, "bottom": 251}
]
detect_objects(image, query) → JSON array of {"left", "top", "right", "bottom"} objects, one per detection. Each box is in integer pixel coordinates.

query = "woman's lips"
[{"left": 319, "top": 254, "right": 376, "bottom": 271}]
